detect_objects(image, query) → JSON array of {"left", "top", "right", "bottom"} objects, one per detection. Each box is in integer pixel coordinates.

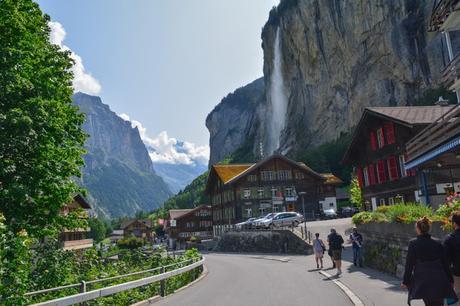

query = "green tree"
[
  {"left": 0, "top": 0, "right": 86, "bottom": 238},
  {"left": 88, "top": 217, "right": 107, "bottom": 243},
  {"left": 350, "top": 176, "right": 363, "bottom": 208}
]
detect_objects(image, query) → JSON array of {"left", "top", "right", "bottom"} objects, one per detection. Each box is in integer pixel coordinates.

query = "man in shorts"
[
  {"left": 328, "top": 228, "right": 344, "bottom": 276},
  {"left": 312, "top": 233, "right": 325, "bottom": 269}
]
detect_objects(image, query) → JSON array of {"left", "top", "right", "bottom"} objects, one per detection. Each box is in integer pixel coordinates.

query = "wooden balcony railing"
[
  {"left": 429, "top": 0, "right": 460, "bottom": 31},
  {"left": 62, "top": 238, "right": 94, "bottom": 250},
  {"left": 442, "top": 51, "right": 460, "bottom": 90},
  {"left": 406, "top": 105, "right": 460, "bottom": 162}
]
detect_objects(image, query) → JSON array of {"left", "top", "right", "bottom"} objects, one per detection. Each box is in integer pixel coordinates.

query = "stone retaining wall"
[
  {"left": 357, "top": 222, "right": 448, "bottom": 278},
  {"left": 214, "top": 230, "right": 313, "bottom": 255}
]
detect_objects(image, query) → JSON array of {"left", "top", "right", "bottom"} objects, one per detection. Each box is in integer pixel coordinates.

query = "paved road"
[{"left": 155, "top": 253, "right": 352, "bottom": 306}]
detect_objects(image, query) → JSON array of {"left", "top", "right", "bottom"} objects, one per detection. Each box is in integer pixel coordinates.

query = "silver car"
[{"left": 258, "top": 212, "right": 304, "bottom": 229}]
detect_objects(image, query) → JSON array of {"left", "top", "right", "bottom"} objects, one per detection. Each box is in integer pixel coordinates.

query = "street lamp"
[{"left": 298, "top": 192, "right": 307, "bottom": 219}]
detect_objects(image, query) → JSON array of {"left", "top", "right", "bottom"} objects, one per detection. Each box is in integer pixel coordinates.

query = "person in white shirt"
[{"left": 312, "top": 232, "right": 325, "bottom": 269}]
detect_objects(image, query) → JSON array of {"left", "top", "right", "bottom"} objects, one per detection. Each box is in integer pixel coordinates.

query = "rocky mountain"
[
  {"left": 207, "top": 0, "right": 451, "bottom": 164},
  {"left": 73, "top": 92, "right": 172, "bottom": 218}
]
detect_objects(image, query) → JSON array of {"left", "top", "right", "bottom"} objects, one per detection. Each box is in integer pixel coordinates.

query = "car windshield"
[{"left": 262, "top": 213, "right": 274, "bottom": 219}]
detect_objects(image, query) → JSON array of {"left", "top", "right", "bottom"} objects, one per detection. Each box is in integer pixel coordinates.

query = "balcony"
[
  {"left": 406, "top": 105, "right": 460, "bottom": 165},
  {"left": 442, "top": 51, "right": 460, "bottom": 91},
  {"left": 62, "top": 238, "right": 94, "bottom": 250},
  {"left": 429, "top": 0, "right": 460, "bottom": 32}
]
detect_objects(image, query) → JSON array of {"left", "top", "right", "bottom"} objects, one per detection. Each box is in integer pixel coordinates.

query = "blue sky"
[{"left": 37, "top": 0, "right": 278, "bottom": 153}]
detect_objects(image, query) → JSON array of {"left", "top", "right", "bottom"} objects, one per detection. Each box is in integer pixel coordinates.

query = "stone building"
[{"left": 205, "top": 154, "right": 341, "bottom": 227}]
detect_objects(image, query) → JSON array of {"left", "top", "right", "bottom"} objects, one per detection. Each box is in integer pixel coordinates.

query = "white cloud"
[
  {"left": 118, "top": 113, "right": 209, "bottom": 166},
  {"left": 48, "top": 21, "right": 101, "bottom": 95}
]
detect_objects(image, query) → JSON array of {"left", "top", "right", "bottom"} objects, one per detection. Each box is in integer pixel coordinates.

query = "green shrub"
[
  {"left": 352, "top": 203, "right": 433, "bottom": 225},
  {"left": 189, "top": 236, "right": 201, "bottom": 243},
  {"left": 117, "top": 237, "right": 144, "bottom": 249}
]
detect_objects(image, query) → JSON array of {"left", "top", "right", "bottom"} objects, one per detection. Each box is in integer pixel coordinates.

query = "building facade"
[
  {"left": 205, "top": 155, "right": 342, "bottom": 226},
  {"left": 343, "top": 106, "right": 453, "bottom": 210},
  {"left": 165, "top": 205, "right": 213, "bottom": 243},
  {"left": 59, "top": 194, "right": 94, "bottom": 250},
  {"left": 121, "top": 219, "right": 154, "bottom": 242}
]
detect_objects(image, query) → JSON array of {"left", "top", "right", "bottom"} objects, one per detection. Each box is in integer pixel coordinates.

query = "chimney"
[{"left": 435, "top": 96, "right": 449, "bottom": 106}]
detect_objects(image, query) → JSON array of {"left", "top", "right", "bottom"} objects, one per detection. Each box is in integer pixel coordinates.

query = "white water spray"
[{"left": 267, "top": 27, "right": 287, "bottom": 154}]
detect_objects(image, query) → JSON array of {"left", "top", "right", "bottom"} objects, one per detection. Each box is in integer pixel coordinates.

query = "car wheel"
[
  {"left": 269, "top": 223, "right": 275, "bottom": 230},
  {"left": 292, "top": 221, "right": 299, "bottom": 227}
]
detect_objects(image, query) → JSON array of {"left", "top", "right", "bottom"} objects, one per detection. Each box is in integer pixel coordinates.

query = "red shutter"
[
  {"left": 356, "top": 167, "right": 363, "bottom": 188},
  {"left": 384, "top": 122, "right": 395, "bottom": 144},
  {"left": 387, "top": 156, "right": 399, "bottom": 181},
  {"left": 368, "top": 163, "right": 376, "bottom": 185},
  {"left": 370, "top": 132, "right": 377, "bottom": 151},
  {"left": 377, "top": 160, "right": 387, "bottom": 183}
]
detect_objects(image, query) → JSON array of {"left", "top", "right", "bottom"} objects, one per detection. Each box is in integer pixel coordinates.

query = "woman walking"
[
  {"left": 312, "top": 233, "right": 325, "bottom": 269},
  {"left": 401, "top": 217, "right": 457, "bottom": 305}
]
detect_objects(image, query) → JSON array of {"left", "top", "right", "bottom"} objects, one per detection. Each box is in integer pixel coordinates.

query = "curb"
[
  {"left": 248, "top": 255, "right": 291, "bottom": 262},
  {"left": 319, "top": 270, "right": 364, "bottom": 306}
]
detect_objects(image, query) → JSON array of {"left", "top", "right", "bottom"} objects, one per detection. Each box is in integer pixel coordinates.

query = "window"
[
  {"left": 377, "top": 128, "right": 385, "bottom": 148},
  {"left": 271, "top": 187, "right": 277, "bottom": 197},
  {"left": 278, "top": 170, "right": 292, "bottom": 181},
  {"left": 245, "top": 208, "right": 252, "bottom": 217},
  {"left": 388, "top": 197, "right": 394, "bottom": 205},
  {"left": 377, "top": 160, "right": 387, "bottom": 184},
  {"left": 248, "top": 175, "right": 257, "bottom": 182},
  {"left": 363, "top": 167, "right": 369, "bottom": 187},
  {"left": 387, "top": 156, "right": 399, "bottom": 181},
  {"left": 257, "top": 189, "right": 265, "bottom": 198},
  {"left": 370, "top": 131, "right": 377, "bottom": 151},
  {"left": 261, "top": 171, "right": 274, "bottom": 181},
  {"left": 295, "top": 172, "right": 305, "bottom": 179},
  {"left": 384, "top": 122, "right": 395, "bottom": 144},
  {"left": 368, "top": 164, "right": 376, "bottom": 185},
  {"left": 356, "top": 167, "right": 363, "bottom": 188},
  {"left": 285, "top": 187, "right": 294, "bottom": 197},
  {"left": 399, "top": 155, "right": 407, "bottom": 177},
  {"left": 243, "top": 189, "right": 251, "bottom": 199},
  {"left": 379, "top": 199, "right": 385, "bottom": 206}
]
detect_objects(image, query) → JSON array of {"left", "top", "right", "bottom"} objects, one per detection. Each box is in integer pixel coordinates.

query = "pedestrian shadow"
[{"left": 341, "top": 246, "right": 402, "bottom": 292}]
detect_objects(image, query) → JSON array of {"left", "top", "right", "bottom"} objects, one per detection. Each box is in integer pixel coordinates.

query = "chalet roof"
[
  {"left": 366, "top": 106, "right": 454, "bottom": 126},
  {"left": 321, "top": 173, "right": 343, "bottom": 185},
  {"left": 120, "top": 218, "right": 152, "bottom": 229},
  {"left": 72, "top": 193, "right": 91, "bottom": 209},
  {"left": 168, "top": 205, "right": 211, "bottom": 220},
  {"left": 343, "top": 106, "right": 454, "bottom": 164},
  {"left": 212, "top": 164, "right": 254, "bottom": 184}
]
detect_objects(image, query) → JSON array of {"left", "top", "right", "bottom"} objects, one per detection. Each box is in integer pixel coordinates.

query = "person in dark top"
[
  {"left": 327, "top": 228, "right": 344, "bottom": 276},
  {"left": 444, "top": 211, "right": 460, "bottom": 299},
  {"left": 349, "top": 227, "right": 363, "bottom": 267},
  {"left": 401, "top": 216, "right": 457, "bottom": 306}
]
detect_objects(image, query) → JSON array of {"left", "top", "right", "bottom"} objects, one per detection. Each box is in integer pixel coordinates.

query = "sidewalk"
[{"left": 320, "top": 246, "right": 423, "bottom": 306}]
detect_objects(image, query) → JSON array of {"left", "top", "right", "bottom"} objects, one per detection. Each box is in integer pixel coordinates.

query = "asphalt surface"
[{"left": 154, "top": 253, "right": 353, "bottom": 306}]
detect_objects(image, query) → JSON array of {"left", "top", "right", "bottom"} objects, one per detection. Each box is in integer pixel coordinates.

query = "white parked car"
[
  {"left": 257, "top": 212, "right": 304, "bottom": 229},
  {"left": 235, "top": 217, "right": 257, "bottom": 229}
]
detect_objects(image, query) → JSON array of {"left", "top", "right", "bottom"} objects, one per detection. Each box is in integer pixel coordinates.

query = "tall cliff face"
[
  {"left": 207, "top": 0, "right": 449, "bottom": 163},
  {"left": 73, "top": 92, "right": 172, "bottom": 218},
  {"left": 206, "top": 78, "right": 264, "bottom": 165}
]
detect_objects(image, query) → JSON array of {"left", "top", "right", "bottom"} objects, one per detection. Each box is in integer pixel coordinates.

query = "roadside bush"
[
  {"left": 117, "top": 237, "right": 144, "bottom": 249},
  {"left": 352, "top": 203, "right": 433, "bottom": 225},
  {"left": 189, "top": 236, "right": 201, "bottom": 243}
]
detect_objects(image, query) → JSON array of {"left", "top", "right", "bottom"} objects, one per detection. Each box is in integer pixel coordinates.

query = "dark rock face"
[
  {"left": 73, "top": 92, "right": 172, "bottom": 218},
  {"left": 206, "top": 78, "right": 264, "bottom": 165},
  {"left": 214, "top": 230, "right": 312, "bottom": 255},
  {"left": 207, "top": 0, "right": 449, "bottom": 163}
]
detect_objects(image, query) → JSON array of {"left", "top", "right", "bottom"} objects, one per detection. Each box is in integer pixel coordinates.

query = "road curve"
[{"left": 154, "top": 253, "right": 353, "bottom": 306}]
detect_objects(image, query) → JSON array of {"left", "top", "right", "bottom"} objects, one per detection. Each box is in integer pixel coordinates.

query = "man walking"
[
  {"left": 444, "top": 211, "right": 460, "bottom": 300},
  {"left": 328, "top": 228, "right": 344, "bottom": 276},
  {"left": 313, "top": 233, "right": 325, "bottom": 269},
  {"left": 350, "top": 227, "right": 363, "bottom": 267}
]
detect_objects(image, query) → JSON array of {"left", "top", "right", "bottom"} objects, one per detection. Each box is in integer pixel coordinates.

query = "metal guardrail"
[{"left": 26, "top": 256, "right": 204, "bottom": 306}]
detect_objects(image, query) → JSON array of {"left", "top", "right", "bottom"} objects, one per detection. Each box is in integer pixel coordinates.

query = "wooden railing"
[
  {"left": 62, "top": 238, "right": 93, "bottom": 250},
  {"left": 429, "top": 0, "right": 460, "bottom": 31},
  {"left": 26, "top": 256, "right": 204, "bottom": 306},
  {"left": 442, "top": 51, "right": 460, "bottom": 89},
  {"left": 406, "top": 105, "right": 460, "bottom": 162}
]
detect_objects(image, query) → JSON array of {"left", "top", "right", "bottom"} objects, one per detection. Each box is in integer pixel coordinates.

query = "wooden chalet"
[
  {"left": 343, "top": 106, "right": 454, "bottom": 210},
  {"left": 165, "top": 205, "right": 213, "bottom": 247},
  {"left": 121, "top": 219, "right": 154, "bottom": 242},
  {"left": 205, "top": 154, "right": 342, "bottom": 228},
  {"left": 59, "top": 194, "right": 93, "bottom": 250},
  {"left": 405, "top": 104, "right": 460, "bottom": 207}
]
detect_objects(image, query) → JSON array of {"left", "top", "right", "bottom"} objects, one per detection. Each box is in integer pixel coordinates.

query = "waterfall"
[{"left": 267, "top": 26, "right": 287, "bottom": 155}]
